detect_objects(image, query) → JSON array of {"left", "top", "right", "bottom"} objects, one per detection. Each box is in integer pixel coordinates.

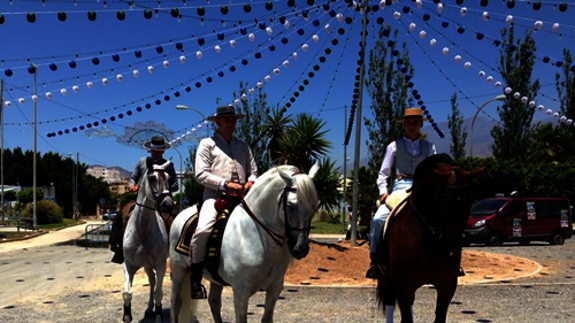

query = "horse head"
[
  {"left": 410, "top": 154, "right": 485, "bottom": 235},
  {"left": 276, "top": 163, "right": 319, "bottom": 260},
  {"left": 140, "top": 158, "right": 174, "bottom": 213}
]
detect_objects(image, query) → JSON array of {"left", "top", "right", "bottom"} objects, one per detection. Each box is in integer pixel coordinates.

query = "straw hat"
[
  {"left": 207, "top": 105, "right": 246, "bottom": 122},
  {"left": 397, "top": 108, "right": 429, "bottom": 123}
]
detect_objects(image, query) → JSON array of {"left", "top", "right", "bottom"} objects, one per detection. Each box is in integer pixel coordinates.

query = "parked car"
[
  {"left": 463, "top": 197, "right": 572, "bottom": 247},
  {"left": 102, "top": 211, "right": 120, "bottom": 221}
]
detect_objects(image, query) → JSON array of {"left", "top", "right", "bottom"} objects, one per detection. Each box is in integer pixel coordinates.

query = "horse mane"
[
  {"left": 411, "top": 153, "right": 457, "bottom": 187},
  {"left": 256, "top": 165, "right": 318, "bottom": 215}
]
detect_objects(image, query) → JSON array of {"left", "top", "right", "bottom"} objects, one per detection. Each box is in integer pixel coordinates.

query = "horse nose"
[{"left": 293, "top": 244, "right": 309, "bottom": 260}]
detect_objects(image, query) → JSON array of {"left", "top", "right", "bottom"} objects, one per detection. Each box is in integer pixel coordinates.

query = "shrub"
[
  {"left": 316, "top": 209, "right": 330, "bottom": 222},
  {"left": 21, "top": 200, "right": 63, "bottom": 225}
]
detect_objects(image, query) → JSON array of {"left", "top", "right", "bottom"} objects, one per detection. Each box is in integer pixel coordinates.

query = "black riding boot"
[
  {"left": 190, "top": 262, "right": 207, "bottom": 299},
  {"left": 458, "top": 266, "right": 466, "bottom": 277},
  {"left": 365, "top": 253, "right": 378, "bottom": 279}
]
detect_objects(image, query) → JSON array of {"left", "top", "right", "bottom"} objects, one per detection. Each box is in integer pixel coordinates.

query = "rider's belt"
[{"left": 395, "top": 174, "right": 413, "bottom": 180}]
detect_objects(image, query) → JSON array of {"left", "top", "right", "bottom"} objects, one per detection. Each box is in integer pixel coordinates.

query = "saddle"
[{"left": 175, "top": 196, "right": 241, "bottom": 286}]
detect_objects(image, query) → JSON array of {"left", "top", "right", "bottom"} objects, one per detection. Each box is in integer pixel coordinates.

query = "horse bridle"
[
  {"left": 236, "top": 183, "right": 312, "bottom": 248},
  {"left": 136, "top": 169, "right": 173, "bottom": 215}
]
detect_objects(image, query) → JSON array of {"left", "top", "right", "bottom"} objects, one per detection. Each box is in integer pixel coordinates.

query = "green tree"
[
  {"left": 2, "top": 190, "right": 17, "bottom": 202},
  {"left": 346, "top": 166, "right": 379, "bottom": 227},
  {"left": 492, "top": 25, "right": 540, "bottom": 160},
  {"left": 365, "top": 26, "right": 415, "bottom": 171},
  {"left": 447, "top": 92, "right": 468, "bottom": 160},
  {"left": 22, "top": 200, "right": 64, "bottom": 225},
  {"left": 554, "top": 48, "right": 575, "bottom": 159},
  {"left": 312, "top": 158, "right": 342, "bottom": 213},
  {"left": 184, "top": 145, "right": 204, "bottom": 206},
  {"left": 233, "top": 81, "right": 271, "bottom": 175},
  {"left": 262, "top": 107, "right": 292, "bottom": 165},
  {"left": 16, "top": 188, "right": 44, "bottom": 204}
]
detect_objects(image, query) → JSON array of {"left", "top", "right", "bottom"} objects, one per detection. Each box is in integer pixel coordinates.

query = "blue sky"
[{"left": 1, "top": 0, "right": 574, "bottom": 173}]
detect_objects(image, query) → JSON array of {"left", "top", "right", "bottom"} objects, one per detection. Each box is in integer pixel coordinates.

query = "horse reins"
[{"left": 135, "top": 169, "right": 174, "bottom": 226}]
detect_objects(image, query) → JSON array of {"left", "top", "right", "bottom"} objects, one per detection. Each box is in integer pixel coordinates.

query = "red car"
[{"left": 463, "top": 197, "right": 572, "bottom": 246}]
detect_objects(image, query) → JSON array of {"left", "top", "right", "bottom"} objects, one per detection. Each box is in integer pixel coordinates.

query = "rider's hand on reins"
[
  {"left": 226, "top": 182, "right": 244, "bottom": 197},
  {"left": 379, "top": 193, "right": 388, "bottom": 204},
  {"left": 129, "top": 185, "right": 138, "bottom": 193},
  {"left": 242, "top": 181, "right": 254, "bottom": 195}
]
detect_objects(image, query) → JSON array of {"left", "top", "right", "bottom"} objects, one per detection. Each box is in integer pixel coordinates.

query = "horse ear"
[
  {"left": 308, "top": 163, "right": 320, "bottom": 179},
  {"left": 277, "top": 167, "right": 294, "bottom": 187},
  {"left": 465, "top": 167, "right": 486, "bottom": 178},
  {"left": 433, "top": 165, "right": 453, "bottom": 177}
]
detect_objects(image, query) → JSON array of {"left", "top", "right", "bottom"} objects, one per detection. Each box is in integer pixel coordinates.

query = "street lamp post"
[
  {"left": 32, "top": 63, "right": 38, "bottom": 230},
  {"left": 175, "top": 105, "right": 209, "bottom": 138},
  {"left": 171, "top": 146, "right": 183, "bottom": 209},
  {"left": 469, "top": 94, "right": 507, "bottom": 157}
]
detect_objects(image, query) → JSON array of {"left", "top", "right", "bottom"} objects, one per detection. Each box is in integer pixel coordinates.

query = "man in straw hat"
[
  {"left": 109, "top": 136, "right": 178, "bottom": 264},
  {"left": 366, "top": 108, "right": 436, "bottom": 275},
  {"left": 189, "top": 105, "right": 258, "bottom": 299}
]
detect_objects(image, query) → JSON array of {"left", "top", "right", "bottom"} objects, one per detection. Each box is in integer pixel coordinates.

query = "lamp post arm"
[
  {"left": 469, "top": 95, "right": 506, "bottom": 157},
  {"left": 176, "top": 105, "right": 209, "bottom": 137}
]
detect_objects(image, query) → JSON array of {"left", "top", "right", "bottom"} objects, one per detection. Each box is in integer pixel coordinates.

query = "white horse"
[
  {"left": 122, "top": 159, "right": 174, "bottom": 322},
  {"left": 169, "top": 164, "right": 319, "bottom": 323}
]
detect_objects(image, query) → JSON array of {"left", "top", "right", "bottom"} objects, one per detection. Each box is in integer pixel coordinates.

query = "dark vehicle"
[
  {"left": 464, "top": 198, "right": 572, "bottom": 246},
  {"left": 102, "top": 211, "right": 120, "bottom": 221}
]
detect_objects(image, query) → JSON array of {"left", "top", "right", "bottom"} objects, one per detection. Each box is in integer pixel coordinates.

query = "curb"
[{"left": 0, "top": 230, "right": 48, "bottom": 244}]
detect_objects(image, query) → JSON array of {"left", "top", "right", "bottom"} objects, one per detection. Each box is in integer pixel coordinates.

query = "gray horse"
[{"left": 122, "top": 159, "right": 174, "bottom": 322}]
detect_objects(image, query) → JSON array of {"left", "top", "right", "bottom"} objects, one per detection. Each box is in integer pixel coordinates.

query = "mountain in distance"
[
  {"left": 425, "top": 116, "right": 497, "bottom": 158},
  {"left": 90, "top": 164, "right": 131, "bottom": 178}
]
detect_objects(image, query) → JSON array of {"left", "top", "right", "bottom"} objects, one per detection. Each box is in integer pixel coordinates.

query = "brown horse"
[{"left": 375, "top": 154, "right": 484, "bottom": 323}]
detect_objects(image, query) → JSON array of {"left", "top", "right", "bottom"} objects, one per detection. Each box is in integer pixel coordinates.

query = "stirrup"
[
  {"left": 191, "top": 283, "right": 207, "bottom": 300},
  {"left": 365, "top": 264, "right": 378, "bottom": 280},
  {"left": 458, "top": 267, "right": 466, "bottom": 277}
]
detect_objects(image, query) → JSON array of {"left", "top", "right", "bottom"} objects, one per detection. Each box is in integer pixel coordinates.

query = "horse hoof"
[
  {"left": 122, "top": 314, "right": 132, "bottom": 323},
  {"left": 155, "top": 314, "right": 162, "bottom": 323}
]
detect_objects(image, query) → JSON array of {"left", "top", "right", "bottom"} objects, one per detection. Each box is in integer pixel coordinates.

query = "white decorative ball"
[
  {"left": 513, "top": 92, "right": 520, "bottom": 99},
  {"left": 545, "top": 109, "right": 552, "bottom": 115},
  {"left": 553, "top": 112, "right": 560, "bottom": 118},
  {"left": 229, "top": 40, "right": 236, "bottom": 48},
  {"left": 567, "top": 119, "right": 573, "bottom": 125},
  {"left": 4, "top": 101, "right": 11, "bottom": 108},
  {"left": 292, "top": 52, "right": 299, "bottom": 60},
  {"left": 415, "top": 0, "right": 422, "bottom": 9},
  {"left": 132, "top": 70, "right": 139, "bottom": 78},
  {"left": 249, "top": 33, "right": 255, "bottom": 42},
  {"left": 505, "top": 87, "right": 512, "bottom": 94},
  {"left": 45, "top": 92, "right": 52, "bottom": 99},
  {"left": 283, "top": 60, "right": 290, "bottom": 68},
  {"left": 234, "top": 99, "right": 240, "bottom": 105},
  {"left": 249, "top": 88, "right": 254, "bottom": 95},
  {"left": 284, "top": 20, "right": 291, "bottom": 29},
  {"left": 265, "top": 75, "right": 271, "bottom": 83},
  {"left": 214, "top": 45, "right": 221, "bottom": 54},
  {"left": 324, "top": 24, "right": 331, "bottom": 32},
  {"left": 336, "top": 14, "right": 343, "bottom": 22},
  {"left": 495, "top": 81, "right": 502, "bottom": 87},
  {"left": 163, "top": 60, "right": 170, "bottom": 68},
  {"left": 464, "top": 62, "right": 471, "bottom": 69},
  {"left": 379, "top": 0, "right": 386, "bottom": 9},
  {"left": 302, "top": 44, "right": 309, "bottom": 52},
  {"left": 529, "top": 101, "right": 536, "bottom": 108},
  {"left": 116, "top": 74, "right": 123, "bottom": 82},
  {"left": 454, "top": 55, "right": 462, "bottom": 63},
  {"left": 409, "top": 23, "right": 416, "bottom": 32},
  {"left": 86, "top": 81, "right": 93, "bottom": 89},
  {"left": 257, "top": 81, "right": 263, "bottom": 88},
  {"left": 393, "top": 11, "right": 401, "bottom": 20},
  {"left": 560, "top": 116, "right": 567, "bottom": 122},
  {"left": 442, "top": 47, "right": 449, "bottom": 55},
  {"left": 102, "top": 78, "right": 109, "bottom": 85},
  {"left": 419, "top": 31, "right": 427, "bottom": 39},
  {"left": 266, "top": 27, "right": 273, "bottom": 35},
  {"left": 534, "top": 21, "right": 543, "bottom": 30},
  {"left": 60, "top": 88, "right": 67, "bottom": 96},
  {"left": 179, "top": 55, "right": 186, "bottom": 64},
  {"left": 313, "top": 35, "right": 319, "bottom": 43},
  {"left": 460, "top": 8, "right": 467, "bottom": 16},
  {"left": 537, "top": 105, "right": 544, "bottom": 111},
  {"left": 429, "top": 39, "right": 437, "bottom": 47},
  {"left": 437, "top": 3, "right": 444, "bottom": 13},
  {"left": 482, "top": 11, "right": 489, "bottom": 21},
  {"left": 506, "top": 15, "right": 513, "bottom": 24},
  {"left": 486, "top": 76, "right": 493, "bottom": 83},
  {"left": 273, "top": 68, "right": 280, "bottom": 76},
  {"left": 148, "top": 65, "right": 155, "bottom": 73},
  {"left": 18, "top": 98, "right": 25, "bottom": 104},
  {"left": 196, "top": 51, "right": 203, "bottom": 59},
  {"left": 31, "top": 95, "right": 38, "bottom": 102},
  {"left": 478, "top": 71, "right": 485, "bottom": 78},
  {"left": 521, "top": 96, "right": 528, "bottom": 103},
  {"left": 241, "top": 93, "right": 247, "bottom": 101},
  {"left": 72, "top": 85, "right": 80, "bottom": 92},
  {"left": 553, "top": 23, "right": 560, "bottom": 32}
]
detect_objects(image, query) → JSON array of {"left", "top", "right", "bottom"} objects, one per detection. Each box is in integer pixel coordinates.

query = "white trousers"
[{"left": 190, "top": 198, "right": 218, "bottom": 264}]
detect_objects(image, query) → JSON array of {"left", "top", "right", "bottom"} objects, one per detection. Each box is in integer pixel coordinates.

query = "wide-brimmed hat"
[
  {"left": 143, "top": 136, "right": 171, "bottom": 151},
  {"left": 207, "top": 105, "right": 245, "bottom": 122},
  {"left": 397, "top": 108, "right": 429, "bottom": 123}
]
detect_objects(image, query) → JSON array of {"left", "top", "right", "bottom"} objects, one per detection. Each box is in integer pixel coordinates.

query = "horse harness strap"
[
  {"left": 408, "top": 197, "right": 445, "bottom": 244},
  {"left": 236, "top": 189, "right": 286, "bottom": 248}
]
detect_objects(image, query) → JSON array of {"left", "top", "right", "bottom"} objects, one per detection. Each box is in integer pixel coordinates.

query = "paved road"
[{"left": 0, "top": 227, "right": 574, "bottom": 322}]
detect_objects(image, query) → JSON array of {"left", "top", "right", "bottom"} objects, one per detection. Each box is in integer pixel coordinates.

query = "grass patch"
[
  {"left": 310, "top": 220, "right": 368, "bottom": 235},
  {"left": 38, "top": 218, "right": 83, "bottom": 231},
  {"left": 0, "top": 231, "right": 33, "bottom": 240}
]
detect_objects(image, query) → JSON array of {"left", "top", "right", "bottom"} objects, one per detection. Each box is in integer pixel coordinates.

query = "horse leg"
[
  {"left": 395, "top": 282, "right": 416, "bottom": 323},
  {"left": 122, "top": 262, "right": 138, "bottom": 323},
  {"left": 154, "top": 262, "right": 167, "bottom": 323},
  {"left": 144, "top": 267, "right": 156, "bottom": 315},
  {"left": 208, "top": 282, "right": 224, "bottom": 323},
  {"left": 377, "top": 274, "right": 397, "bottom": 323},
  {"left": 170, "top": 263, "right": 186, "bottom": 323},
  {"left": 232, "top": 287, "right": 251, "bottom": 323},
  {"left": 261, "top": 280, "right": 283, "bottom": 323},
  {"left": 433, "top": 278, "right": 458, "bottom": 323}
]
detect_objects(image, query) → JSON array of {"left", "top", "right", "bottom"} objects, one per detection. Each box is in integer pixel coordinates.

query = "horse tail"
[{"left": 375, "top": 274, "right": 397, "bottom": 312}]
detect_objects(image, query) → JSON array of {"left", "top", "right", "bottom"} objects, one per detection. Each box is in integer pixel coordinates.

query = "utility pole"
[
  {"left": 32, "top": 64, "right": 38, "bottom": 230},
  {"left": 341, "top": 105, "right": 347, "bottom": 233},
  {"left": 74, "top": 152, "right": 78, "bottom": 220},
  {"left": 1, "top": 80, "right": 4, "bottom": 212},
  {"left": 350, "top": 0, "right": 369, "bottom": 246}
]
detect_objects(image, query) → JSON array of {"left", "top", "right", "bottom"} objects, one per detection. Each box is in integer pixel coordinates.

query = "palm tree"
[
  {"left": 313, "top": 158, "right": 342, "bottom": 213},
  {"left": 261, "top": 107, "right": 292, "bottom": 165},
  {"left": 281, "top": 113, "right": 331, "bottom": 173},
  {"left": 346, "top": 166, "right": 379, "bottom": 227}
]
